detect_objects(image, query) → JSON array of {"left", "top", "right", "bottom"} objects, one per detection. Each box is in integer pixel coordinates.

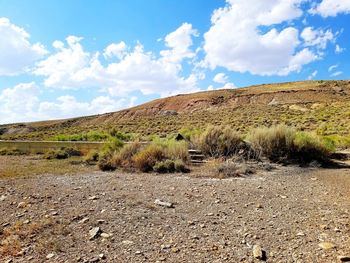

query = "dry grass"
[
  {"left": 0, "top": 218, "right": 70, "bottom": 258},
  {"left": 194, "top": 125, "right": 243, "bottom": 158},
  {"left": 0, "top": 155, "right": 96, "bottom": 178}
]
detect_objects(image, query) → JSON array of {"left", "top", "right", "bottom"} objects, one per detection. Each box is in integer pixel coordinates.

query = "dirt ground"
[{"left": 0, "top": 157, "right": 350, "bottom": 263}]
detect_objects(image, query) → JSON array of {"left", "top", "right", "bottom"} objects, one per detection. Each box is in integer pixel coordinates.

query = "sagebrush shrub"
[
  {"left": 195, "top": 125, "right": 243, "bottom": 158},
  {"left": 133, "top": 144, "right": 165, "bottom": 172}
]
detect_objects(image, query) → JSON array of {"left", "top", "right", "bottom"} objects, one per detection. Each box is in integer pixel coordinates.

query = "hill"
[{"left": 1, "top": 80, "right": 350, "bottom": 140}]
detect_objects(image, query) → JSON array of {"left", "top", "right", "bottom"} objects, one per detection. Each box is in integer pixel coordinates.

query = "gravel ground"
[{"left": 1, "top": 165, "right": 350, "bottom": 263}]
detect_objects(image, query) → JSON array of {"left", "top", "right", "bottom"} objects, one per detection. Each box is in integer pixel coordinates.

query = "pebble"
[
  {"left": 0, "top": 195, "right": 6, "bottom": 201},
  {"left": 17, "top": 202, "right": 26, "bottom": 208},
  {"left": 154, "top": 199, "right": 174, "bottom": 208},
  {"left": 46, "top": 253, "right": 55, "bottom": 259},
  {"left": 318, "top": 242, "right": 336, "bottom": 250},
  {"left": 253, "top": 245, "right": 265, "bottom": 260},
  {"left": 101, "top": 233, "right": 112, "bottom": 238},
  {"left": 89, "top": 227, "right": 101, "bottom": 240},
  {"left": 122, "top": 240, "right": 134, "bottom": 245},
  {"left": 79, "top": 217, "right": 89, "bottom": 224}
]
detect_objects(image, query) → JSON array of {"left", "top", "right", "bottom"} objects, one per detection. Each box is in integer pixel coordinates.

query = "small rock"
[
  {"left": 318, "top": 242, "right": 336, "bottom": 250},
  {"left": 46, "top": 253, "right": 55, "bottom": 259},
  {"left": 17, "top": 202, "right": 26, "bottom": 208},
  {"left": 253, "top": 245, "right": 266, "bottom": 260},
  {"left": 99, "top": 254, "right": 105, "bottom": 259},
  {"left": 88, "top": 196, "right": 99, "bottom": 200},
  {"left": 101, "top": 233, "right": 112, "bottom": 238},
  {"left": 4, "top": 259, "right": 12, "bottom": 263},
  {"left": 256, "top": 203, "right": 263, "bottom": 209},
  {"left": 23, "top": 219, "right": 30, "bottom": 224},
  {"left": 135, "top": 251, "right": 142, "bottom": 255},
  {"left": 296, "top": 232, "right": 305, "bottom": 237},
  {"left": 338, "top": 256, "right": 350, "bottom": 262},
  {"left": 0, "top": 195, "right": 6, "bottom": 201},
  {"left": 122, "top": 240, "right": 134, "bottom": 245},
  {"left": 89, "top": 227, "right": 101, "bottom": 240},
  {"left": 154, "top": 199, "right": 174, "bottom": 208},
  {"left": 79, "top": 217, "right": 89, "bottom": 224}
]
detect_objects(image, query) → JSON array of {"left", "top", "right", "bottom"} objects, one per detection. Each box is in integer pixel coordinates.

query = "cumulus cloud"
[
  {"left": 34, "top": 24, "right": 200, "bottom": 97},
  {"left": 0, "top": 82, "right": 40, "bottom": 123},
  {"left": 160, "top": 23, "right": 198, "bottom": 63},
  {"left": 103, "top": 41, "right": 127, "bottom": 59},
  {"left": 0, "top": 82, "right": 132, "bottom": 124},
  {"left": 0, "top": 17, "right": 47, "bottom": 76},
  {"left": 202, "top": 0, "right": 320, "bottom": 76},
  {"left": 301, "top": 27, "right": 335, "bottom": 49},
  {"left": 213, "top": 73, "right": 228, "bottom": 84},
  {"left": 310, "top": 0, "right": 350, "bottom": 17},
  {"left": 38, "top": 95, "right": 127, "bottom": 119}
]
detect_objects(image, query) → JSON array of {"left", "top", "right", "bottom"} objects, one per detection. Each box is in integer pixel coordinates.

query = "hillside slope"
[{"left": 1, "top": 80, "right": 350, "bottom": 140}]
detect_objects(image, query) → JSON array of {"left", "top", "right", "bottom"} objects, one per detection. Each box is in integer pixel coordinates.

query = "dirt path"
[{"left": 1, "top": 166, "right": 350, "bottom": 263}]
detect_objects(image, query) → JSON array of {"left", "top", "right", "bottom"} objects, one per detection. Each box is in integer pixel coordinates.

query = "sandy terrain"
[{"left": 1, "top": 162, "right": 350, "bottom": 263}]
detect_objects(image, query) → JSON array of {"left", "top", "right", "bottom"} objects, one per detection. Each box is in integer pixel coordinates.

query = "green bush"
[
  {"left": 153, "top": 159, "right": 189, "bottom": 173},
  {"left": 133, "top": 144, "right": 165, "bottom": 172},
  {"left": 153, "top": 160, "right": 175, "bottom": 173},
  {"left": 100, "top": 137, "right": 124, "bottom": 157},
  {"left": 195, "top": 125, "right": 243, "bottom": 158},
  {"left": 247, "top": 125, "right": 295, "bottom": 162},
  {"left": 97, "top": 155, "right": 115, "bottom": 171},
  {"left": 0, "top": 148, "right": 25, "bottom": 156},
  {"left": 84, "top": 150, "right": 99, "bottom": 164},
  {"left": 44, "top": 149, "right": 69, "bottom": 160},
  {"left": 174, "top": 159, "right": 189, "bottom": 173},
  {"left": 111, "top": 141, "right": 142, "bottom": 168},
  {"left": 178, "top": 127, "right": 202, "bottom": 141},
  {"left": 216, "top": 160, "right": 255, "bottom": 178},
  {"left": 247, "top": 125, "right": 332, "bottom": 164},
  {"left": 44, "top": 147, "right": 81, "bottom": 160},
  {"left": 293, "top": 132, "right": 333, "bottom": 164}
]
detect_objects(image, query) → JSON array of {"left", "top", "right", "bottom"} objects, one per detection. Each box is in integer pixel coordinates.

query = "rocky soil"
[{"left": 1, "top": 165, "right": 350, "bottom": 262}]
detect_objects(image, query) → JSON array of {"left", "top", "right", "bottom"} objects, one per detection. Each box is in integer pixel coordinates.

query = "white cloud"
[
  {"left": 335, "top": 44, "right": 344, "bottom": 54},
  {"left": 207, "top": 85, "right": 214, "bottom": 91},
  {"left": 103, "top": 41, "right": 127, "bottom": 59},
  {"left": 213, "top": 73, "right": 228, "bottom": 84},
  {"left": 330, "top": 71, "right": 343, "bottom": 77},
  {"left": 301, "top": 27, "right": 335, "bottom": 49},
  {"left": 222, "top": 82, "right": 237, "bottom": 89},
  {"left": 0, "top": 82, "right": 40, "bottom": 123},
  {"left": 328, "top": 64, "right": 338, "bottom": 72},
  {"left": 307, "top": 70, "right": 318, "bottom": 80},
  {"left": 0, "top": 17, "right": 47, "bottom": 76},
  {"left": 0, "top": 82, "right": 133, "bottom": 124},
  {"left": 160, "top": 23, "right": 198, "bottom": 63},
  {"left": 310, "top": 0, "right": 350, "bottom": 17},
  {"left": 34, "top": 24, "right": 200, "bottom": 97},
  {"left": 203, "top": 0, "right": 318, "bottom": 76},
  {"left": 38, "top": 95, "right": 127, "bottom": 119}
]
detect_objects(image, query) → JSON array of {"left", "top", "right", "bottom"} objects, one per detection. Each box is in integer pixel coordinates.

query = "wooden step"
[
  {"left": 188, "top": 149, "right": 202, "bottom": 154},
  {"left": 189, "top": 154, "right": 205, "bottom": 160}
]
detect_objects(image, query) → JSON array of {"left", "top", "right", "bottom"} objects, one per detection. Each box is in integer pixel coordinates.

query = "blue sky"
[{"left": 0, "top": 0, "right": 349, "bottom": 124}]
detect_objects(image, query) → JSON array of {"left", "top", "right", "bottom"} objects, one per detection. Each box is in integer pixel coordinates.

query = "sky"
[{"left": 0, "top": 0, "right": 349, "bottom": 124}]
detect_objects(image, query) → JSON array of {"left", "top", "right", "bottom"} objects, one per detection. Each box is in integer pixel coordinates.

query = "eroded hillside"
[{"left": 1, "top": 80, "right": 350, "bottom": 140}]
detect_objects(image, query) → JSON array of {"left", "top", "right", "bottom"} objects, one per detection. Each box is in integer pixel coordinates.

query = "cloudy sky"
[{"left": 0, "top": 0, "right": 349, "bottom": 124}]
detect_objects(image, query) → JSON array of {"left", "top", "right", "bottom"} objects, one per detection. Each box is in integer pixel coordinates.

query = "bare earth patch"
[{"left": 0, "top": 156, "right": 350, "bottom": 262}]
